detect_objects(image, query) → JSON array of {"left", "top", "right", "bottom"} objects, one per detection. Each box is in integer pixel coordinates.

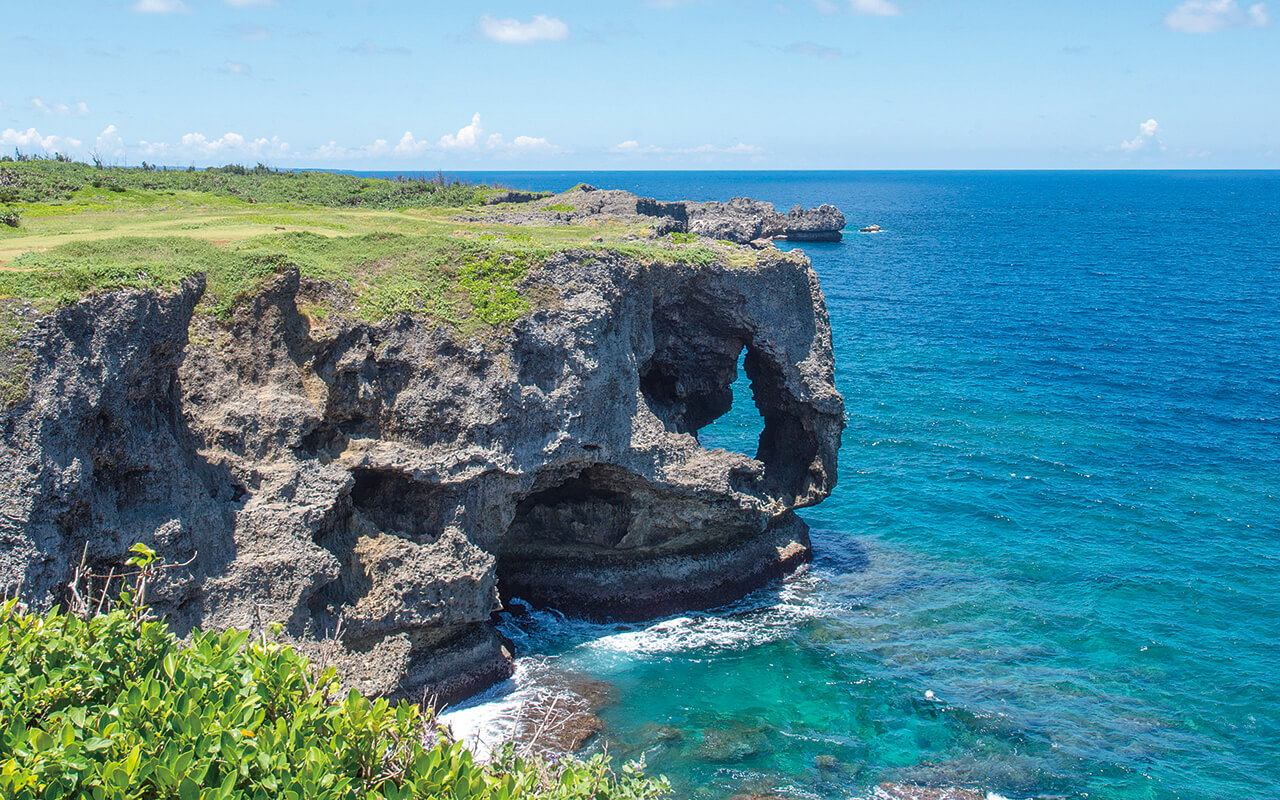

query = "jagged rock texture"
[{"left": 1, "top": 246, "right": 843, "bottom": 703}]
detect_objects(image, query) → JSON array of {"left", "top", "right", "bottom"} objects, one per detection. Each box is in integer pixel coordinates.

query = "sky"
[{"left": 3, "top": 1, "right": 1277, "bottom": 169}]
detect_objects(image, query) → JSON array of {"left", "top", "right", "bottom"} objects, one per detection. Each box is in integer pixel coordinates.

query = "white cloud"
[
  {"left": 439, "top": 113, "right": 484, "bottom": 150},
  {"left": 487, "top": 133, "right": 559, "bottom": 154},
  {"left": 132, "top": 0, "right": 191, "bottom": 13},
  {"left": 312, "top": 139, "right": 391, "bottom": 160},
  {"left": 478, "top": 14, "right": 570, "bottom": 44},
  {"left": 851, "top": 0, "right": 900, "bottom": 16},
  {"left": 31, "top": 98, "right": 74, "bottom": 116},
  {"left": 1119, "top": 118, "right": 1161, "bottom": 152},
  {"left": 510, "top": 135, "right": 555, "bottom": 150},
  {"left": 30, "top": 98, "right": 88, "bottom": 116},
  {"left": 1, "top": 127, "right": 83, "bottom": 153},
  {"left": 393, "top": 131, "right": 431, "bottom": 157},
  {"left": 182, "top": 132, "right": 290, "bottom": 158},
  {"left": 305, "top": 116, "right": 559, "bottom": 162},
  {"left": 94, "top": 125, "right": 126, "bottom": 159},
  {"left": 611, "top": 140, "right": 663, "bottom": 155},
  {"left": 1164, "top": 0, "right": 1269, "bottom": 32},
  {"left": 141, "top": 131, "right": 291, "bottom": 160},
  {"left": 221, "top": 60, "right": 252, "bottom": 74}
]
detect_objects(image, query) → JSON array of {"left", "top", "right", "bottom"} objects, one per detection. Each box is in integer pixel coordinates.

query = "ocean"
[{"left": 384, "top": 171, "right": 1280, "bottom": 800}]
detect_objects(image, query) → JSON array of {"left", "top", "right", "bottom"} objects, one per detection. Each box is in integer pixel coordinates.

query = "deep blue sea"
[{"left": 410, "top": 172, "right": 1280, "bottom": 800}]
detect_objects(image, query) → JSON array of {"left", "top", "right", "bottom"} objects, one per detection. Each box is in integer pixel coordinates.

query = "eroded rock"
[{"left": 1, "top": 233, "right": 843, "bottom": 704}]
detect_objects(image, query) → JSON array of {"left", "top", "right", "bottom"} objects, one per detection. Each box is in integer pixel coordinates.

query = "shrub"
[
  {"left": 0, "top": 546, "right": 670, "bottom": 800},
  {"left": 1, "top": 207, "right": 19, "bottom": 228}
]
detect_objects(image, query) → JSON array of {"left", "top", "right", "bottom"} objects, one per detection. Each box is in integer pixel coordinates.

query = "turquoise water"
[{"left": 437, "top": 172, "right": 1280, "bottom": 800}]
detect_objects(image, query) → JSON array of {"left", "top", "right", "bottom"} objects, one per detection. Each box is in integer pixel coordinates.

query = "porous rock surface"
[
  {"left": 0, "top": 236, "right": 843, "bottom": 704},
  {"left": 480, "top": 185, "right": 846, "bottom": 244}
]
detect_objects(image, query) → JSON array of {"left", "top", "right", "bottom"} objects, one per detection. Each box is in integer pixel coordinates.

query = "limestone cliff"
[{"left": 0, "top": 234, "right": 844, "bottom": 704}]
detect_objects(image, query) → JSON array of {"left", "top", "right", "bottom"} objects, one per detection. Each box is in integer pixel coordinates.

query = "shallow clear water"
[{"left": 433, "top": 172, "right": 1280, "bottom": 800}]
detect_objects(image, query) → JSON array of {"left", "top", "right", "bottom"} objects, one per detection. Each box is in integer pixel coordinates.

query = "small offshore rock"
[{"left": 780, "top": 203, "right": 846, "bottom": 242}]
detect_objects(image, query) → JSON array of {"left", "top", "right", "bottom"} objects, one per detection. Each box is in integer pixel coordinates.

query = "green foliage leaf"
[{"left": 0, "top": 599, "right": 671, "bottom": 800}]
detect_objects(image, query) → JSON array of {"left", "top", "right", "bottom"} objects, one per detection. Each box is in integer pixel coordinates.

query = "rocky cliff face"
[{"left": 0, "top": 243, "right": 843, "bottom": 704}]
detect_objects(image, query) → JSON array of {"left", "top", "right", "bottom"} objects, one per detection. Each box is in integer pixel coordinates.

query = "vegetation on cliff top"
[
  {"left": 0, "top": 233, "right": 548, "bottom": 329},
  {"left": 0, "top": 158, "right": 738, "bottom": 408},
  {"left": 0, "top": 159, "right": 724, "bottom": 316},
  {"left": 0, "top": 547, "right": 670, "bottom": 800}
]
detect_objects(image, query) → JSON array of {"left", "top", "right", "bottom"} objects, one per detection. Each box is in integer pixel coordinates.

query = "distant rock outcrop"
[
  {"left": 1, "top": 201, "right": 844, "bottom": 706},
  {"left": 482, "top": 186, "right": 847, "bottom": 244}
]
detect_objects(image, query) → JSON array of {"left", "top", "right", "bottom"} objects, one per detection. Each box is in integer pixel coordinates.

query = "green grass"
[
  {"left": 0, "top": 233, "right": 553, "bottom": 334},
  {"left": 544, "top": 204, "right": 575, "bottom": 214}
]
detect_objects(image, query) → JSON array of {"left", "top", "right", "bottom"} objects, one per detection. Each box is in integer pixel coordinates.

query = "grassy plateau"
[{"left": 0, "top": 158, "right": 733, "bottom": 407}]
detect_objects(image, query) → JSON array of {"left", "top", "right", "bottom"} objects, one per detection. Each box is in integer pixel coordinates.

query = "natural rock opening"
[
  {"left": 638, "top": 314, "right": 742, "bottom": 437},
  {"left": 640, "top": 334, "right": 819, "bottom": 500},
  {"left": 742, "top": 347, "right": 823, "bottom": 501},
  {"left": 694, "top": 348, "right": 767, "bottom": 461}
]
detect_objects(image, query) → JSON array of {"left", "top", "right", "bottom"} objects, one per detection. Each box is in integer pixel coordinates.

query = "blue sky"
[{"left": 4, "top": 1, "right": 1277, "bottom": 169}]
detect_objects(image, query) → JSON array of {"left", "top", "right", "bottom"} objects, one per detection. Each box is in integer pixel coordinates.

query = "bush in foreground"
[{"left": 0, "top": 556, "right": 669, "bottom": 800}]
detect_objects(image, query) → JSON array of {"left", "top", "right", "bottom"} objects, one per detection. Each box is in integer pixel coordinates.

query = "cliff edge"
[{"left": 0, "top": 193, "right": 844, "bottom": 705}]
